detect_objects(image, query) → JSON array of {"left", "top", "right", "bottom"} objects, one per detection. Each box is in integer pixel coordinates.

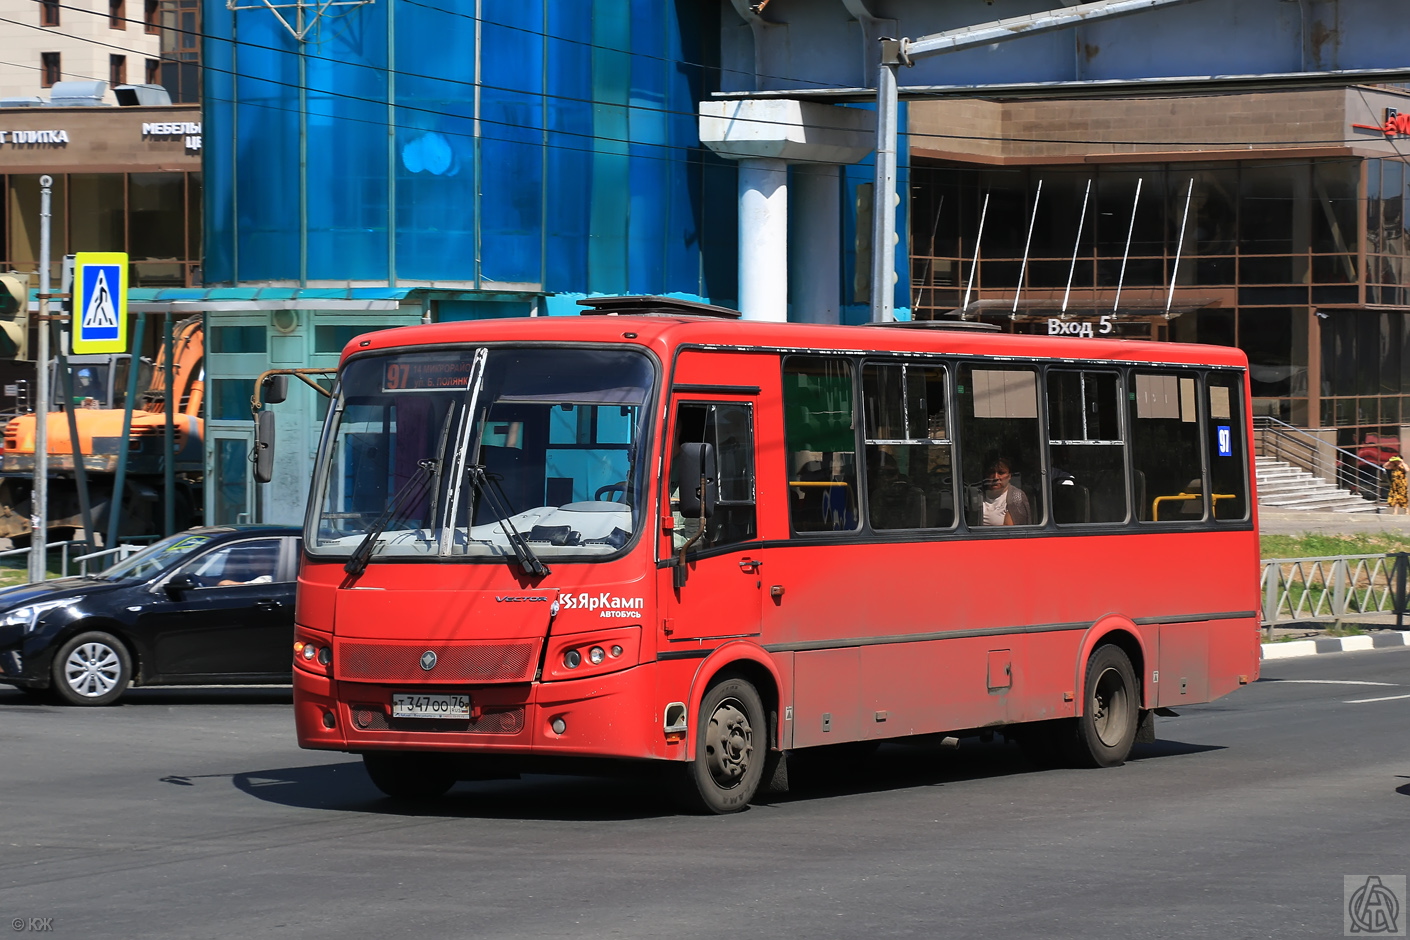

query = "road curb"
[{"left": 1261, "top": 630, "right": 1410, "bottom": 660}]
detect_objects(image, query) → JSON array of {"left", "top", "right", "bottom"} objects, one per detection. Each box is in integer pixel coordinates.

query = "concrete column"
[
  {"left": 739, "top": 158, "right": 789, "bottom": 322},
  {"left": 791, "top": 164, "right": 842, "bottom": 324}
]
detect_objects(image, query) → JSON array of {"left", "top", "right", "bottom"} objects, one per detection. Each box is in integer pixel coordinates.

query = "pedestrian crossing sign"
[{"left": 72, "top": 252, "right": 128, "bottom": 354}]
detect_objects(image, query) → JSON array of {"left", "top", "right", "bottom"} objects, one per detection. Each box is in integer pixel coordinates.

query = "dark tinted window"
[
  {"left": 958, "top": 365, "right": 1043, "bottom": 528},
  {"left": 784, "top": 357, "right": 858, "bottom": 533},
  {"left": 1048, "top": 370, "right": 1127, "bottom": 524},
  {"left": 862, "top": 362, "right": 954, "bottom": 530},
  {"left": 1131, "top": 371, "right": 1204, "bottom": 522}
]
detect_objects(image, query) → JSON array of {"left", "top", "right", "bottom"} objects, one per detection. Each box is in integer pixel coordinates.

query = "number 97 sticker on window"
[
  {"left": 1217, "top": 425, "right": 1232, "bottom": 457},
  {"left": 72, "top": 251, "right": 128, "bottom": 354}
]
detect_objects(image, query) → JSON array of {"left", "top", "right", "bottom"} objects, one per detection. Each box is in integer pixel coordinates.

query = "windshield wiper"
[
  {"left": 467, "top": 466, "right": 550, "bottom": 578},
  {"left": 344, "top": 459, "right": 438, "bottom": 577}
]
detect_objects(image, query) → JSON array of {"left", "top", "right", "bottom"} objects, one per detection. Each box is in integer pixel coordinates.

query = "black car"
[{"left": 0, "top": 525, "right": 301, "bottom": 706}]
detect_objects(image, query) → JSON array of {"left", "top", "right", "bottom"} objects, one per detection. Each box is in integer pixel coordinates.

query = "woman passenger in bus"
[{"left": 980, "top": 456, "right": 1031, "bottom": 526}]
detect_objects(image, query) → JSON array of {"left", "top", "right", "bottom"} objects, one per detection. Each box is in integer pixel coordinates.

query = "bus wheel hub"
[{"left": 705, "top": 699, "right": 753, "bottom": 788}]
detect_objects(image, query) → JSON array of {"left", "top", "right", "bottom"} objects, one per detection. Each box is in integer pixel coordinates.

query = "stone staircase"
[{"left": 1255, "top": 455, "right": 1380, "bottom": 513}]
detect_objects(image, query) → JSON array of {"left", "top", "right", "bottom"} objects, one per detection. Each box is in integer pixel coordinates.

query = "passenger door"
[
  {"left": 139, "top": 537, "right": 296, "bottom": 679},
  {"left": 659, "top": 361, "right": 766, "bottom": 643}
]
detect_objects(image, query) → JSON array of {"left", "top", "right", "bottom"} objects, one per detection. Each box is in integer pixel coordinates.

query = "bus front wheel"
[
  {"left": 362, "top": 751, "right": 456, "bottom": 800},
  {"left": 676, "top": 677, "right": 766, "bottom": 814},
  {"left": 1070, "top": 644, "right": 1139, "bottom": 768}
]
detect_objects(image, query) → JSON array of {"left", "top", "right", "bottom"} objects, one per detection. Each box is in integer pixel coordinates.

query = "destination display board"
[{"left": 382, "top": 358, "right": 475, "bottom": 392}]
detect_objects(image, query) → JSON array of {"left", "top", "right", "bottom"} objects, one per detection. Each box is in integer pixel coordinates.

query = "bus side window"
[
  {"left": 672, "top": 402, "right": 757, "bottom": 550},
  {"left": 1130, "top": 371, "right": 1205, "bottom": 522},
  {"left": 783, "top": 357, "right": 860, "bottom": 533},
  {"left": 1206, "top": 373, "right": 1249, "bottom": 521},
  {"left": 862, "top": 362, "right": 954, "bottom": 530},
  {"left": 957, "top": 364, "right": 1044, "bottom": 528},
  {"left": 1047, "top": 369, "right": 1128, "bottom": 524}
]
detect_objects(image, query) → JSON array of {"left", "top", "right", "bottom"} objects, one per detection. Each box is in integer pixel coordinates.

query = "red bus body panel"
[{"left": 293, "top": 317, "right": 1261, "bottom": 764}]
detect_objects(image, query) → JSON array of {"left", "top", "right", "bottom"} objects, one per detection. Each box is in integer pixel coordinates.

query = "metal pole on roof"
[
  {"left": 1062, "top": 179, "right": 1093, "bottom": 315},
  {"left": 1165, "top": 177, "right": 1195, "bottom": 318},
  {"left": 867, "top": 0, "right": 1205, "bottom": 325},
  {"left": 1112, "top": 178, "right": 1142, "bottom": 315},
  {"left": 961, "top": 192, "right": 989, "bottom": 318},
  {"left": 28, "top": 176, "right": 51, "bottom": 583},
  {"left": 1013, "top": 179, "right": 1043, "bottom": 317},
  {"left": 106, "top": 311, "right": 147, "bottom": 549}
]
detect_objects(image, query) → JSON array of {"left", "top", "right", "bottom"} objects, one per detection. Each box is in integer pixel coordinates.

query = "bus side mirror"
[
  {"left": 254, "top": 410, "right": 276, "bottom": 484},
  {"left": 261, "top": 373, "right": 289, "bottom": 405},
  {"left": 677, "top": 442, "right": 716, "bottom": 519}
]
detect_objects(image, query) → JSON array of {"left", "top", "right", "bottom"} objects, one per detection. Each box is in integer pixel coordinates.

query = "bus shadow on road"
[
  {"left": 755, "top": 735, "right": 1225, "bottom": 806},
  {"left": 230, "top": 761, "right": 681, "bottom": 820},
  {"left": 228, "top": 734, "right": 1226, "bottom": 820}
]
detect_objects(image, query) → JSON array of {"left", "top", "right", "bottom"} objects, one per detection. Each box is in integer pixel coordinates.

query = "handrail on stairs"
[{"left": 1252, "top": 416, "right": 1386, "bottom": 510}]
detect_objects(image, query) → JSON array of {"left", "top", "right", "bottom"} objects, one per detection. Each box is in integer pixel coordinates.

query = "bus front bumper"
[{"left": 294, "top": 663, "right": 672, "bottom": 762}]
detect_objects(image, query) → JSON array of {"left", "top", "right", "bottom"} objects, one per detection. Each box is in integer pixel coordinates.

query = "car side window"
[{"left": 174, "top": 539, "right": 283, "bottom": 588}]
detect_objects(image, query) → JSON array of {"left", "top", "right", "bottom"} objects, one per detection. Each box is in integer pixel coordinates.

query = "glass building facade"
[
  {"left": 911, "top": 155, "right": 1410, "bottom": 450},
  {"left": 202, "top": 0, "right": 737, "bottom": 305}
]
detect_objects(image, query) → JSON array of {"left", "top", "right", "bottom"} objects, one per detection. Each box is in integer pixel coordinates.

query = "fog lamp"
[
  {"left": 563, "top": 650, "right": 581, "bottom": 668},
  {"left": 551, "top": 718, "right": 567, "bottom": 734},
  {"left": 588, "top": 646, "right": 605, "bottom": 665},
  {"left": 317, "top": 647, "right": 332, "bottom": 666}
]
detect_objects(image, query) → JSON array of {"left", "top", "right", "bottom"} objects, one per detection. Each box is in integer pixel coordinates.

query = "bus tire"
[
  {"left": 676, "top": 676, "right": 766, "bottom": 814},
  {"left": 50, "top": 630, "right": 132, "bottom": 706},
  {"left": 1069, "top": 644, "right": 1139, "bottom": 768},
  {"left": 362, "top": 751, "right": 456, "bottom": 800}
]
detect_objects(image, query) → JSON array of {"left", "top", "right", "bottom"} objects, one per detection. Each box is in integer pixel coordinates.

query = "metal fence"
[
  {"left": 0, "top": 540, "right": 149, "bottom": 579},
  {"left": 1260, "top": 553, "right": 1410, "bottom": 633}
]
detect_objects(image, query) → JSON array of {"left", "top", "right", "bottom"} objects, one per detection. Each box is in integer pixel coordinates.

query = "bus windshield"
[{"left": 307, "top": 346, "right": 654, "bottom": 564}]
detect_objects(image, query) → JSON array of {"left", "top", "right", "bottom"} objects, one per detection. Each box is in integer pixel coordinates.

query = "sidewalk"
[{"left": 1259, "top": 510, "right": 1410, "bottom": 536}]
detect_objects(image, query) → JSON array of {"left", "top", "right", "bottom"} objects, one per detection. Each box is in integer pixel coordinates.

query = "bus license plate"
[{"left": 391, "top": 693, "right": 470, "bottom": 719}]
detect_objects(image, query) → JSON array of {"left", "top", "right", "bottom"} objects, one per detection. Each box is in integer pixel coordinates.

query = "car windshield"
[
  {"left": 307, "top": 346, "right": 654, "bottom": 564},
  {"left": 99, "top": 532, "right": 220, "bottom": 580}
]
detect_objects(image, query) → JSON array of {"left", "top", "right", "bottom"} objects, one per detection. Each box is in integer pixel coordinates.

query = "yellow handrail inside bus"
[
  {"left": 788, "top": 481, "right": 851, "bottom": 487},
  {"left": 1151, "top": 492, "right": 1237, "bottom": 521}
]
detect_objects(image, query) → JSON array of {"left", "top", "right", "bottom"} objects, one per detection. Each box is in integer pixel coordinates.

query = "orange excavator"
[{"left": 0, "top": 316, "right": 204, "bottom": 541}]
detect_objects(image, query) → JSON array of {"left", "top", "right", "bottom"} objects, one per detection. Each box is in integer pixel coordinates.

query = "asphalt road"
[{"left": 2, "top": 649, "right": 1409, "bottom": 940}]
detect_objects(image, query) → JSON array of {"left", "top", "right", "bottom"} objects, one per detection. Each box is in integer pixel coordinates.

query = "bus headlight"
[
  {"left": 563, "top": 649, "right": 581, "bottom": 668},
  {"left": 588, "top": 646, "right": 605, "bottom": 665}
]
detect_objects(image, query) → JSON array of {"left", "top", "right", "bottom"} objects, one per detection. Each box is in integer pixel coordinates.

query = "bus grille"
[
  {"left": 350, "top": 704, "right": 525, "bottom": 735},
  {"left": 336, "top": 641, "right": 537, "bottom": 683}
]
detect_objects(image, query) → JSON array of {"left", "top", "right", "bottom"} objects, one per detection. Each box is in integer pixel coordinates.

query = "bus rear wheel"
[
  {"left": 362, "top": 751, "right": 456, "bottom": 800},
  {"left": 1069, "top": 644, "right": 1139, "bottom": 768},
  {"left": 676, "top": 677, "right": 766, "bottom": 814}
]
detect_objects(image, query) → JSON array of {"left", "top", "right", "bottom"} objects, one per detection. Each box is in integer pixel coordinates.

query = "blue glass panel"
[
  {"left": 393, "top": 0, "right": 477, "bottom": 282},
  {"left": 588, "top": 2, "right": 632, "bottom": 294},
  {"left": 305, "top": 4, "right": 389, "bottom": 281},
  {"left": 626, "top": 0, "right": 666, "bottom": 293},
  {"left": 202, "top": 7, "right": 236, "bottom": 284},
  {"left": 665, "top": 1, "right": 704, "bottom": 297},
  {"left": 544, "top": 4, "right": 592, "bottom": 292},
  {"left": 233, "top": 13, "right": 301, "bottom": 281},
  {"left": 480, "top": 10, "right": 544, "bottom": 285}
]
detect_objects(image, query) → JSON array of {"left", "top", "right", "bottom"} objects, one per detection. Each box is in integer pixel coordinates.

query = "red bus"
[{"left": 287, "top": 296, "right": 1261, "bottom": 813}]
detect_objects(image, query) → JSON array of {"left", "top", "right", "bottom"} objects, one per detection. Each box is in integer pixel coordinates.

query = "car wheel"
[
  {"left": 50, "top": 631, "right": 132, "bottom": 706},
  {"left": 362, "top": 751, "right": 457, "bottom": 800}
]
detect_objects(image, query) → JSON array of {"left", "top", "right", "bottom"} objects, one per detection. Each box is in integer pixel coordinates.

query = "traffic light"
[{"left": 0, "top": 272, "right": 29, "bottom": 359}]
